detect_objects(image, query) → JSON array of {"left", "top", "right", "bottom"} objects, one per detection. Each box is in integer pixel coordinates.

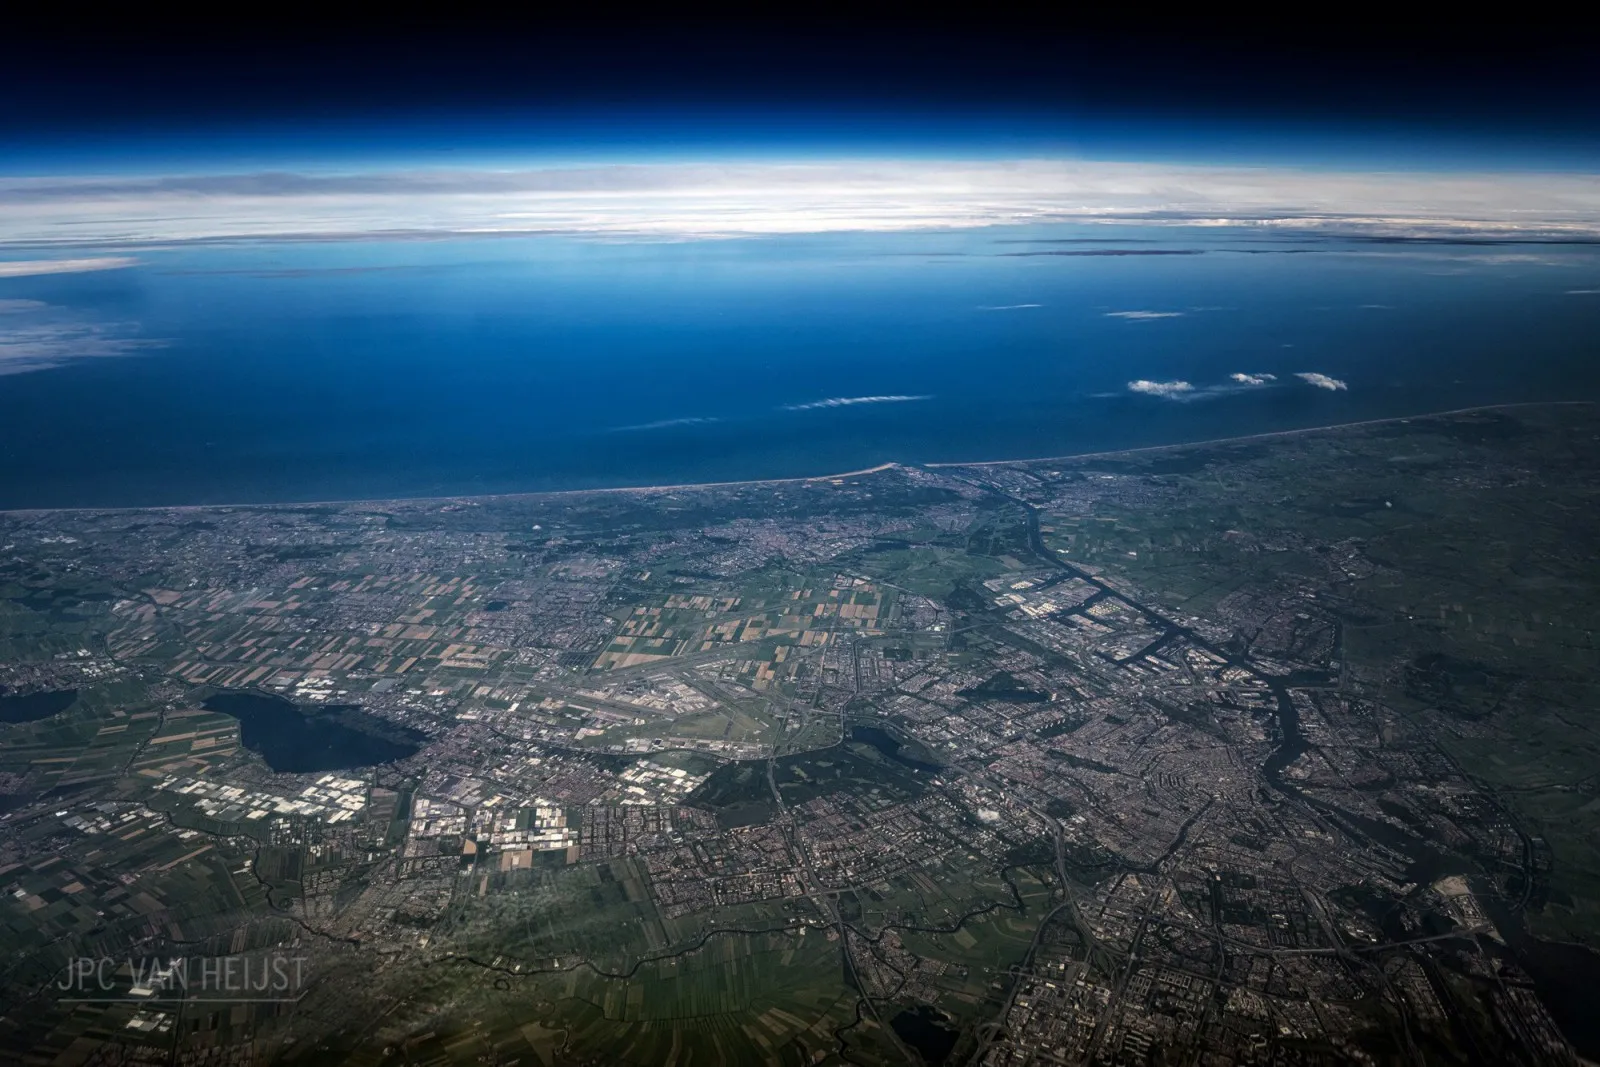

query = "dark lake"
[
  {"left": 964, "top": 671, "right": 1052, "bottom": 704},
  {"left": 850, "top": 725, "right": 943, "bottom": 773},
  {"left": 891, "top": 1006, "right": 959, "bottom": 1064},
  {"left": 0, "top": 689, "right": 78, "bottom": 724},
  {"left": 202, "top": 690, "right": 425, "bottom": 773},
  {"left": 689, "top": 729, "right": 940, "bottom": 825}
]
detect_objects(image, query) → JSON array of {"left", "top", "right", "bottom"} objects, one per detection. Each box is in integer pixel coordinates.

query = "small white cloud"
[
  {"left": 1229, "top": 372, "right": 1277, "bottom": 386},
  {"left": 0, "top": 299, "right": 47, "bottom": 313},
  {"left": 1296, "top": 372, "right": 1348, "bottom": 391},
  {"left": 978, "top": 304, "right": 1042, "bottom": 310},
  {"left": 1567, "top": 289, "right": 1600, "bottom": 294},
  {"left": 0, "top": 257, "right": 138, "bottom": 278},
  {"left": 783, "top": 395, "right": 931, "bottom": 412},
  {"left": 1106, "top": 310, "right": 1184, "bottom": 320},
  {"left": 1128, "top": 379, "right": 1194, "bottom": 399}
]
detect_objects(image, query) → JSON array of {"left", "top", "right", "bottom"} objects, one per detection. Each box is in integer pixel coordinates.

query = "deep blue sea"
[{"left": 2, "top": 224, "right": 1598, "bottom": 508}]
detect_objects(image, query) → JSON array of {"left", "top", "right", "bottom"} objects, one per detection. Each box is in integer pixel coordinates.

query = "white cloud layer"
[
  {"left": 1230, "top": 372, "right": 1277, "bottom": 385},
  {"left": 1, "top": 161, "right": 1597, "bottom": 245},
  {"left": 1127, "top": 379, "right": 1195, "bottom": 398},
  {"left": 1296, "top": 372, "right": 1349, "bottom": 391},
  {"left": 783, "top": 395, "right": 931, "bottom": 412},
  {"left": 1107, "top": 310, "right": 1185, "bottom": 320}
]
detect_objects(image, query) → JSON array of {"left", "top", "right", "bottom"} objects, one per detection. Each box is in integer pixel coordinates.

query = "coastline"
[
  {"left": 922, "top": 399, "right": 1596, "bottom": 469},
  {"left": 2, "top": 401, "right": 1591, "bottom": 517}
]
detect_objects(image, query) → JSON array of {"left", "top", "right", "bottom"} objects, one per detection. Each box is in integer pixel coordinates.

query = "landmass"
[{"left": 0, "top": 403, "right": 1596, "bottom": 1064}]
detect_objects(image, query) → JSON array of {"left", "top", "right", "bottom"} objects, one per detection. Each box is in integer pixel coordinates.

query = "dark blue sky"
[{"left": 3, "top": 25, "right": 1597, "bottom": 172}]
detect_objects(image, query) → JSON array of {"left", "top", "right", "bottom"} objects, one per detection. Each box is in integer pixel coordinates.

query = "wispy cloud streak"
[
  {"left": 0, "top": 256, "right": 138, "bottom": 277},
  {"left": 609, "top": 416, "right": 721, "bottom": 432},
  {"left": 0, "top": 317, "right": 159, "bottom": 375},
  {"left": 782, "top": 395, "right": 932, "bottom": 412}
]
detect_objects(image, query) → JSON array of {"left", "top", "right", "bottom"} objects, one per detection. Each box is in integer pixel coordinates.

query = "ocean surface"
[{"left": 2, "top": 224, "right": 1598, "bottom": 509}]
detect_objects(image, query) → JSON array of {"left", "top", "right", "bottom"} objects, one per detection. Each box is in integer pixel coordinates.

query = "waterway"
[
  {"left": 1261, "top": 683, "right": 1307, "bottom": 783},
  {"left": 1482, "top": 894, "right": 1600, "bottom": 1059},
  {"left": 1262, "top": 682, "right": 1600, "bottom": 1059}
]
